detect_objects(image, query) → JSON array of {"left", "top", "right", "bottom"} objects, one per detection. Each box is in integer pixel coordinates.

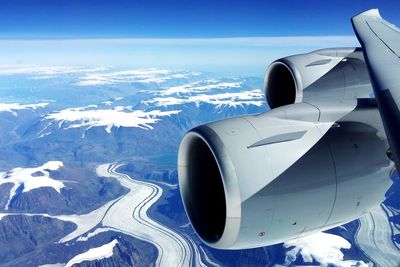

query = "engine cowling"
[
  {"left": 178, "top": 100, "right": 392, "bottom": 249},
  {"left": 264, "top": 48, "right": 372, "bottom": 109}
]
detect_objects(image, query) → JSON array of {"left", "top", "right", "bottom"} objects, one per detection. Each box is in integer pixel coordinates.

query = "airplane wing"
[{"left": 352, "top": 9, "right": 400, "bottom": 169}]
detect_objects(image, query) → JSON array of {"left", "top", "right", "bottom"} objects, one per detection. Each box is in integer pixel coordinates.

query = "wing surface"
[{"left": 352, "top": 9, "right": 400, "bottom": 168}]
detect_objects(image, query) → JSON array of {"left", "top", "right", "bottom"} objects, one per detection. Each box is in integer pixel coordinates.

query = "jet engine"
[
  {"left": 264, "top": 48, "right": 371, "bottom": 108},
  {"left": 178, "top": 48, "right": 393, "bottom": 250}
]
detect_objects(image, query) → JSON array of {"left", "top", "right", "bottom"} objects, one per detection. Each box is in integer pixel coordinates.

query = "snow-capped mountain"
[{"left": 0, "top": 66, "right": 398, "bottom": 267}]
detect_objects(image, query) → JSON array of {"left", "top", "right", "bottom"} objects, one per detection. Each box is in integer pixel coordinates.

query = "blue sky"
[
  {"left": 0, "top": 0, "right": 398, "bottom": 38},
  {"left": 0, "top": 0, "right": 399, "bottom": 75}
]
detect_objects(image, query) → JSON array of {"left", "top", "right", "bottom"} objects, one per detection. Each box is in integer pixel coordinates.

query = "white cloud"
[
  {"left": 0, "top": 65, "right": 107, "bottom": 76},
  {"left": 64, "top": 239, "right": 118, "bottom": 267},
  {"left": 29, "top": 76, "right": 56, "bottom": 80},
  {"left": 0, "top": 36, "right": 358, "bottom": 47},
  {"left": 76, "top": 68, "right": 197, "bottom": 86},
  {"left": 0, "top": 37, "right": 358, "bottom": 74},
  {"left": 45, "top": 106, "right": 181, "bottom": 133},
  {"left": 0, "top": 161, "right": 65, "bottom": 210},
  {"left": 284, "top": 232, "right": 371, "bottom": 267},
  {"left": 0, "top": 102, "right": 49, "bottom": 115}
]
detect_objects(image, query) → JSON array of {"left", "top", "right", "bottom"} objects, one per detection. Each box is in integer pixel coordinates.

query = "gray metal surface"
[
  {"left": 247, "top": 130, "right": 307, "bottom": 148},
  {"left": 352, "top": 9, "right": 400, "bottom": 170},
  {"left": 264, "top": 48, "right": 372, "bottom": 109},
  {"left": 178, "top": 100, "right": 392, "bottom": 249}
]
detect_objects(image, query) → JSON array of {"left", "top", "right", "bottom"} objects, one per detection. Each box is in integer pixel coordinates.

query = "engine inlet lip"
[
  {"left": 264, "top": 60, "right": 303, "bottom": 108},
  {"left": 178, "top": 125, "right": 242, "bottom": 248}
]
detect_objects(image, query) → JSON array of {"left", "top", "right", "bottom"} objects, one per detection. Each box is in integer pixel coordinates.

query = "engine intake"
[
  {"left": 180, "top": 133, "right": 226, "bottom": 243},
  {"left": 265, "top": 62, "right": 297, "bottom": 108}
]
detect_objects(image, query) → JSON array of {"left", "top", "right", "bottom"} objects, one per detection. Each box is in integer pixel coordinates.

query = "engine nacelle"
[
  {"left": 264, "top": 48, "right": 372, "bottom": 109},
  {"left": 178, "top": 100, "right": 392, "bottom": 249}
]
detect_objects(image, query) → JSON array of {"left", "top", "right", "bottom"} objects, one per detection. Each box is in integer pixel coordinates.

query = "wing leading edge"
[{"left": 352, "top": 9, "right": 400, "bottom": 170}]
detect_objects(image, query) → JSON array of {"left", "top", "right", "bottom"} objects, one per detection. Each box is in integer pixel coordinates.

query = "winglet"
[
  {"left": 351, "top": 9, "right": 400, "bottom": 52},
  {"left": 353, "top": 9, "right": 381, "bottom": 21},
  {"left": 351, "top": 9, "right": 382, "bottom": 47}
]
